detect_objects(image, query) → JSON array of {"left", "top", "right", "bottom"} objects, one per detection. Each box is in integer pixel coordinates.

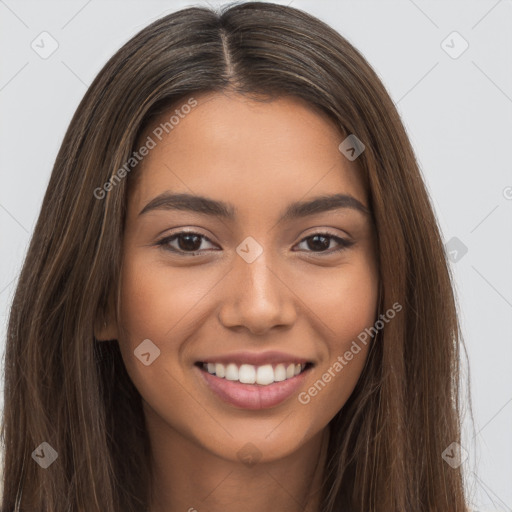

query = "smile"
[
  {"left": 199, "top": 362, "right": 311, "bottom": 385},
  {"left": 195, "top": 360, "right": 314, "bottom": 410}
]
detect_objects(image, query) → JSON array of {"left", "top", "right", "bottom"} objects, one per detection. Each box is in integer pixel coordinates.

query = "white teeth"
[
  {"left": 215, "top": 363, "right": 225, "bottom": 378},
  {"left": 256, "top": 364, "right": 274, "bottom": 386},
  {"left": 225, "top": 363, "right": 239, "bottom": 381},
  {"left": 239, "top": 364, "right": 256, "bottom": 384},
  {"left": 274, "top": 364, "right": 286, "bottom": 382},
  {"left": 201, "top": 362, "right": 308, "bottom": 385}
]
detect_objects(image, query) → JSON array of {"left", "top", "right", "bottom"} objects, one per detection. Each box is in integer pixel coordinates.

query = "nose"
[{"left": 217, "top": 250, "right": 297, "bottom": 335}]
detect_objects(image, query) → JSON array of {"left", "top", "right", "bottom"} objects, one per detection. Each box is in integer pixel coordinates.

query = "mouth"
[
  {"left": 194, "top": 359, "right": 315, "bottom": 410},
  {"left": 195, "top": 361, "right": 314, "bottom": 385}
]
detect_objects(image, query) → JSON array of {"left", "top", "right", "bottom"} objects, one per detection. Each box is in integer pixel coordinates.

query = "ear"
[{"left": 94, "top": 290, "right": 119, "bottom": 341}]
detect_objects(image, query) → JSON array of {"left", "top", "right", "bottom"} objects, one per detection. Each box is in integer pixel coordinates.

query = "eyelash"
[{"left": 155, "top": 230, "right": 354, "bottom": 256}]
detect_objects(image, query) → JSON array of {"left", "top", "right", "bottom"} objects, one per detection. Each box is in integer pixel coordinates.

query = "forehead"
[{"left": 129, "top": 92, "right": 368, "bottom": 218}]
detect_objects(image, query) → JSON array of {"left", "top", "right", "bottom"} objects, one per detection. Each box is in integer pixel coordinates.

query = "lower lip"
[{"left": 196, "top": 365, "right": 311, "bottom": 410}]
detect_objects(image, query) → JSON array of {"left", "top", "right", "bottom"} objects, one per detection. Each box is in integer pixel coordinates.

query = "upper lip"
[{"left": 196, "top": 350, "right": 314, "bottom": 367}]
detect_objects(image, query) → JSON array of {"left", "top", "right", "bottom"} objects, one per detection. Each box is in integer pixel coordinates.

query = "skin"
[{"left": 97, "top": 91, "right": 379, "bottom": 512}]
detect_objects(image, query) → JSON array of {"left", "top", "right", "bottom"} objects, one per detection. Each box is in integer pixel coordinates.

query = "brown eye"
[
  {"left": 157, "top": 232, "right": 218, "bottom": 254},
  {"left": 295, "top": 233, "right": 354, "bottom": 254}
]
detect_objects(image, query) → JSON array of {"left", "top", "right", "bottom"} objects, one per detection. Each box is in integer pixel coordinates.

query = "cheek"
[
  {"left": 115, "top": 250, "right": 223, "bottom": 410},
  {"left": 117, "top": 251, "right": 220, "bottom": 346},
  {"left": 293, "top": 254, "right": 378, "bottom": 414},
  {"left": 293, "top": 252, "right": 379, "bottom": 344},
  {"left": 327, "top": 264, "right": 378, "bottom": 339}
]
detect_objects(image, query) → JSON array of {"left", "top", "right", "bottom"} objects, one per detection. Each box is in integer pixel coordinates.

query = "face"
[{"left": 108, "top": 91, "right": 379, "bottom": 464}]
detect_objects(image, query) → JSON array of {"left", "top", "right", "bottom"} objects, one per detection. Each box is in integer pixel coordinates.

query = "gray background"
[{"left": 1, "top": 1, "right": 511, "bottom": 510}]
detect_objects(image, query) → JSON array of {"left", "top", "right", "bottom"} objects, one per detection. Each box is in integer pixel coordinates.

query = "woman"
[{"left": 1, "top": 2, "right": 471, "bottom": 511}]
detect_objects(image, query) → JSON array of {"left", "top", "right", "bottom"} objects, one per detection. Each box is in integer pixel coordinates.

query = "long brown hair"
[{"left": 1, "top": 2, "right": 472, "bottom": 511}]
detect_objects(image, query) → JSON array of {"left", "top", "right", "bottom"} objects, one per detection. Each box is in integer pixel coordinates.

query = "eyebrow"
[{"left": 138, "top": 192, "right": 370, "bottom": 222}]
